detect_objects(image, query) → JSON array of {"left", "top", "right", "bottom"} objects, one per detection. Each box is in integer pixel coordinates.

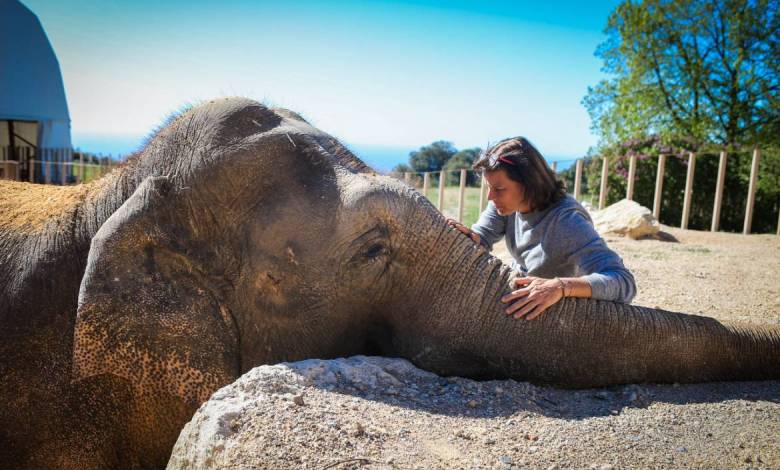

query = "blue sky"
[{"left": 25, "top": 0, "right": 622, "bottom": 171}]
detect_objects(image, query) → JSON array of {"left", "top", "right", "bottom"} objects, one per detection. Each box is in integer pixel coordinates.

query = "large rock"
[
  {"left": 167, "top": 356, "right": 780, "bottom": 469},
  {"left": 166, "top": 356, "right": 545, "bottom": 469},
  {"left": 590, "top": 199, "right": 660, "bottom": 239},
  {"left": 166, "top": 357, "right": 444, "bottom": 469}
]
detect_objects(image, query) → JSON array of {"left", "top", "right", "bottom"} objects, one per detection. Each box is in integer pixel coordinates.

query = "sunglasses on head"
[
  {"left": 486, "top": 152, "right": 517, "bottom": 167},
  {"left": 483, "top": 139, "right": 526, "bottom": 168}
]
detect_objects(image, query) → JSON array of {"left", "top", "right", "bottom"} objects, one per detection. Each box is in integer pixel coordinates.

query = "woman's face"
[{"left": 484, "top": 169, "right": 531, "bottom": 215}]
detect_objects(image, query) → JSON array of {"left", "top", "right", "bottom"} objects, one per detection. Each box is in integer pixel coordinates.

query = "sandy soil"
[
  {"left": 172, "top": 226, "right": 780, "bottom": 470},
  {"left": 595, "top": 226, "right": 780, "bottom": 325}
]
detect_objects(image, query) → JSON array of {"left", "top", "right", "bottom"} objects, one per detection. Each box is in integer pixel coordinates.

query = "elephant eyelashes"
[
  {"left": 347, "top": 240, "right": 391, "bottom": 267},
  {"left": 363, "top": 243, "right": 387, "bottom": 259},
  {"left": 348, "top": 225, "right": 392, "bottom": 266}
]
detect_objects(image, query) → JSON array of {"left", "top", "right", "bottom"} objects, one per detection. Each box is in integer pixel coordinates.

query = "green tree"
[
  {"left": 408, "top": 141, "right": 457, "bottom": 173},
  {"left": 583, "top": 0, "right": 780, "bottom": 232},
  {"left": 583, "top": 0, "right": 779, "bottom": 148},
  {"left": 443, "top": 147, "right": 481, "bottom": 185},
  {"left": 390, "top": 162, "right": 412, "bottom": 178}
]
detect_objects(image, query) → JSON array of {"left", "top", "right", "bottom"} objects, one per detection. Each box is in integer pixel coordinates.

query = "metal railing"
[{"left": 0, "top": 146, "right": 119, "bottom": 185}]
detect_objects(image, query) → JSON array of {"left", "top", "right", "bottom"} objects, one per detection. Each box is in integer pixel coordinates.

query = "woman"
[{"left": 449, "top": 137, "right": 636, "bottom": 321}]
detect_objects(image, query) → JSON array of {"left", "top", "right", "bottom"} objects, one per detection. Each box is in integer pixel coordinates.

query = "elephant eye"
[
  {"left": 347, "top": 225, "right": 392, "bottom": 269},
  {"left": 348, "top": 240, "right": 390, "bottom": 267},
  {"left": 363, "top": 242, "right": 387, "bottom": 259}
]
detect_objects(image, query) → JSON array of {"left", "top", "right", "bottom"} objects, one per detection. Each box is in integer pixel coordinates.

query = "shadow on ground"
[{"left": 288, "top": 356, "right": 780, "bottom": 421}]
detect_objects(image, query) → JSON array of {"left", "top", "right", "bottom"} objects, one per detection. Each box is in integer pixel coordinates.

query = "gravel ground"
[{"left": 170, "top": 226, "right": 780, "bottom": 470}]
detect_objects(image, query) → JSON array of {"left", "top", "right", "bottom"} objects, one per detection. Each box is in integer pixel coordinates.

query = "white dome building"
[{"left": 1, "top": 0, "right": 72, "bottom": 182}]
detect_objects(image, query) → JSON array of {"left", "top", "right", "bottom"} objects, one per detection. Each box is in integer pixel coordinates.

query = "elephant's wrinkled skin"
[{"left": 1, "top": 98, "right": 778, "bottom": 468}]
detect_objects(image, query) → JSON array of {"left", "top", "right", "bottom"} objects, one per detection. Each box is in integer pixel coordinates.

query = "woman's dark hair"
[{"left": 472, "top": 136, "right": 566, "bottom": 211}]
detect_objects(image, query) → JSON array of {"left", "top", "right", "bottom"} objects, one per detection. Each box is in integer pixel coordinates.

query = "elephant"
[{"left": 1, "top": 97, "right": 778, "bottom": 469}]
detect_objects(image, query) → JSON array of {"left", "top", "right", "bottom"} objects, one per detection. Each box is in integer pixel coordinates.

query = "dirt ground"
[
  {"left": 494, "top": 225, "right": 780, "bottom": 325},
  {"left": 173, "top": 226, "right": 780, "bottom": 470}
]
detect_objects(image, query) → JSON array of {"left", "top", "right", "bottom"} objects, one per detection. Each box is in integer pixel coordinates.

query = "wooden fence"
[
  {"left": 397, "top": 148, "right": 779, "bottom": 236},
  {"left": 0, "top": 147, "right": 118, "bottom": 185}
]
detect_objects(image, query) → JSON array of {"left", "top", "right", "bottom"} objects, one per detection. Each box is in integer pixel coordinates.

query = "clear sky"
[{"left": 24, "top": 0, "right": 621, "bottom": 170}]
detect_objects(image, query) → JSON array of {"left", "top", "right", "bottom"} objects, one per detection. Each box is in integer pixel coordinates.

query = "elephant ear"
[{"left": 73, "top": 176, "right": 240, "bottom": 409}]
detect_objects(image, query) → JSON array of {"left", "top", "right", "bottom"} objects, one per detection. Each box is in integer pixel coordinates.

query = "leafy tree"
[
  {"left": 408, "top": 141, "right": 457, "bottom": 173},
  {"left": 583, "top": 0, "right": 780, "bottom": 233},
  {"left": 390, "top": 162, "right": 412, "bottom": 178},
  {"left": 584, "top": 0, "right": 779, "bottom": 148},
  {"left": 443, "top": 147, "right": 481, "bottom": 185}
]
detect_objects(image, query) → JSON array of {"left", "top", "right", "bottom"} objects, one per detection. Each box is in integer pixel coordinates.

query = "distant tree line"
[{"left": 391, "top": 141, "right": 483, "bottom": 185}]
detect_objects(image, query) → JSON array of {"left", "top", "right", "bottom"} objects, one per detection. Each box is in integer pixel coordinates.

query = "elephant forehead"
[
  {"left": 337, "top": 170, "right": 407, "bottom": 210},
  {"left": 246, "top": 207, "right": 337, "bottom": 255}
]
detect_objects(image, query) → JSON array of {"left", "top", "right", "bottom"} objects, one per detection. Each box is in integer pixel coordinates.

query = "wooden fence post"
[
  {"left": 743, "top": 147, "right": 760, "bottom": 234},
  {"left": 457, "top": 169, "right": 467, "bottom": 222},
  {"left": 573, "top": 159, "right": 583, "bottom": 200},
  {"left": 29, "top": 158, "right": 35, "bottom": 182},
  {"left": 626, "top": 155, "right": 637, "bottom": 200},
  {"left": 681, "top": 152, "right": 696, "bottom": 229},
  {"left": 438, "top": 170, "right": 445, "bottom": 211},
  {"left": 711, "top": 151, "right": 728, "bottom": 232},
  {"left": 777, "top": 206, "right": 780, "bottom": 236},
  {"left": 479, "top": 172, "right": 487, "bottom": 211},
  {"left": 422, "top": 172, "right": 429, "bottom": 198},
  {"left": 653, "top": 154, "right": 667, "bottom": 220},
  {"left": 598, "top": 157, "right": 608, "bottom": 210}
]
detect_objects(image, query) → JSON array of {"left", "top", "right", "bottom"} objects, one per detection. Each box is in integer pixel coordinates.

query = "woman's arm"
[
  {"left": 469, "top": 201, "right": 507, "bottom": 250},
  {"left": 501, "top": 207, "right": 636, "bottom": 320},
  {"left": 447, "top": 201, "right": 507, "bottom": 250}
]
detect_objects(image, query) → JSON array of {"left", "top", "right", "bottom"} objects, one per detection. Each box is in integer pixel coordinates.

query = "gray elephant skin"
[{"left": 1, "top": 97, "right": 778, "bottom": 469}]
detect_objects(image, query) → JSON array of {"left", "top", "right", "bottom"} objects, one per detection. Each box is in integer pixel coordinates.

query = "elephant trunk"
[
  {"left": 474, "top": 298, "right": 780, "bottom": 388},
  {"left": 390, "top": 212, "right": 780, "bottom": 388}
]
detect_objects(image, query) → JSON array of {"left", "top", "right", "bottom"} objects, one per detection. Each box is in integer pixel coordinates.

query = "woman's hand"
[
  {"left": 446, "top": 218, "right": 481, "bottom": 245},
  {"left": 501, "top": 276, "right": 564, "bottom": 320}
]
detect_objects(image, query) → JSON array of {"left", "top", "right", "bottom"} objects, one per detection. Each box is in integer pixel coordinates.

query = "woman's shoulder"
[{"left": 549, "top": 195, "right": 593, "bottom": 225}]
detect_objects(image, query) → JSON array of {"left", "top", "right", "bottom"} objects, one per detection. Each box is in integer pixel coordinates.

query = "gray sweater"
[{"left": 470, "top": 195, "right": 636, "bottom": 303}]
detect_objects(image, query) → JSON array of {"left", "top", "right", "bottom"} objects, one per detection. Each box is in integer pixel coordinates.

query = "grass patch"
[{"left": 420, "top": 186, "right": 484, "bottom": 227}]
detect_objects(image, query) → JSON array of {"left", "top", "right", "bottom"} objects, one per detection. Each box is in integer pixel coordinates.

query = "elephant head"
[{"left": 70, "top": 98, "right": 779, "bottom": 467}]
